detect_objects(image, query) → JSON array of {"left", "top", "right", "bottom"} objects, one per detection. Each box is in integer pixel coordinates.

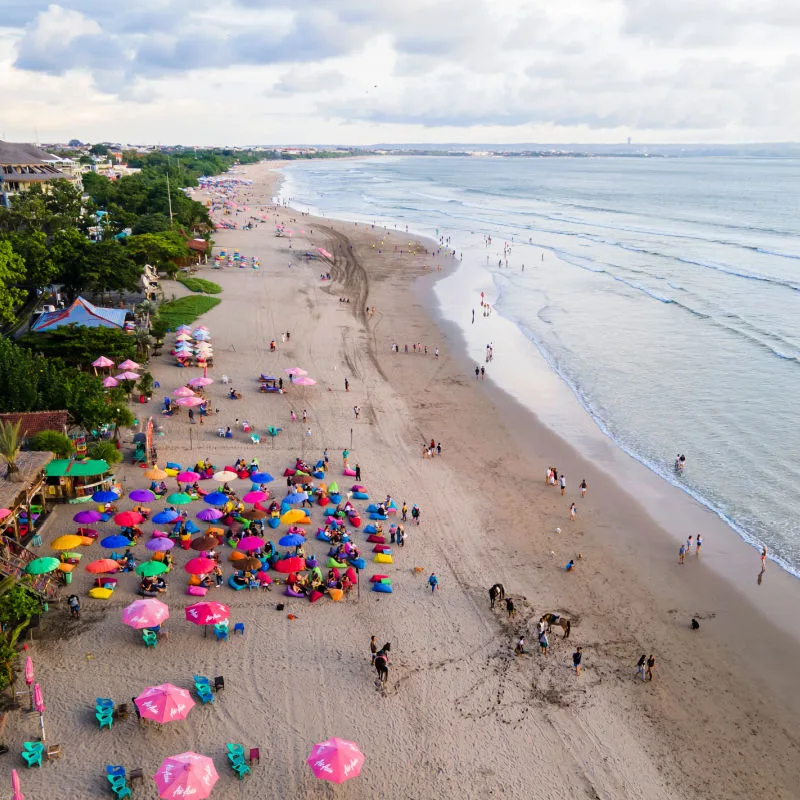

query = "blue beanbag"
[
  {"left": 228, "top": 575, "right": 248, "bottom": 591},
  {"left": 268, "top": 517, "right": 280, "bottom": 529},
  {"left": 353, "top": 492, "right": 369, "bottom": 500},
  {"left": 316, "top": 531, "right": 332, "bottom": 542},
  {"left": 329, "top": 493, "right": 341, "bottom": 504},
  {"left": 314, "top": 471, "right": 325, "bottom": 479},
  {"left": 364, "top": 524, "right": 377, "bottom": 534},
  {"left": 348, "top": 557, "right": 366, "bottom": 570},
  {"left": 369, "top": 513, "right": 388, "bottom": 520},
  {"left": 366, "top": 504, "right": 379, "bottom": 513},
  {"left": 372, "top": 583, "right": 393, "bottom": 594}
]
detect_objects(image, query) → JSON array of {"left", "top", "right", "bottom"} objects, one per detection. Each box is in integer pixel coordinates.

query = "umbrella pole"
[{"left": 39, "top": 712, "right": 46, "bottom": 742}]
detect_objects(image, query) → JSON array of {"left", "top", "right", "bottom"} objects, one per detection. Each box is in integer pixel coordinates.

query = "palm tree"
[
  {"left": 0, "top": 420, "right": 23, "bottom": 482},
  {"left": 133, "top": 329, "right": 152, "bottom": 361},
  {"left": 137, "top": 299, "right": 158, "bottom": 329}
]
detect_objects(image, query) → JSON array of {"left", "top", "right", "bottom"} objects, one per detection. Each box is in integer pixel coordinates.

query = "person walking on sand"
[
  {"left": 411, "top": 504, "right": 421, "bottom": 525},
  {"left": 342, "top": 448, "right": 350, "bottom": 468},
  {"left": 354, "top": 405, "right": 360, "bottom": 419},
  {"left": 506, "top": 597, "right": 516, "bottom": 618},
  {"left": 573, "top": 647, "right": 583, "bottom": 676},
  {"left": 302, "top": 409, "right": 307, "bottom": 422},
  {"left": 428, "top": 573, "right": 438, "bottom": 593},
  {"left": 636, "top": 654, "right": 647, "bottom": 681},
  {"left": 580, "top": 479, "right": 588, "bottom": 497},
  {"left": 355, "top": 463, "right": 361, "bottom": 481},
  {"left": 679, "top": 544, "right": 686, "bottom": 564},
  {"left": 560, "top": 474, "right": 566, "bottom": 495},
  {"left": 686, "top": 535, "right": 693, "bottom": 555},
  {"left": 569, "top": 502, "right": 577, "bottom": 521},
  {"left": 290, "top": 409, "right": 297, "bottom": 422},
  {"left": 646, "top": 654, "right": 656, "bottom": 681},
  {"left": 480, "top": 366, "right": 485, "bottom": 380},
  {"left": 539, "top": 630, "right": 549, "bottom": 655},
  {"left": 401, "top": 502, "right": 408, "bottom": 522},
  {"left": 761, "top": 546, "right": 767, "bottom": 569},
  {"left": 696, "top": 534, "right": 702, "bottom": 555},
  {"left": 475, "top": 365, "right": 480, "bottom": 380},
  {"left": 370, "top": 635, "right": 378, "bottom": 664},
  {"left": 515, "top": 636, "right": 525, "bottom": 656},
  {"left": 345, "top": 377, "right": 350, "bottom": 392}
]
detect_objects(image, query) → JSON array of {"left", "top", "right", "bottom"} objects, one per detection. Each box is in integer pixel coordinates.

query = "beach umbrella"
[
  {"left": 293, "top": 376, "right": 317, "bottom": 386},
  {"left": 250, "top": 472, "right": 274, "bottom": 484},
  {"left": 212, "top": 470, "right": 237, "bottom": 482},
  {"left": 115, "top": 371, "right": 140, "bottom": 381},
  {"left": 135, "top": 684, "right": 195, "bottom": 725},
  {"left": 279, "top": 533, "right": 305, "bottom": 548},
  {"left": 144, "top": 466, "right": 168, "bottom": 480},
  {"left": 118, "top": 359, "right": 140, "bottom": 371},
  {"left": 284, "top": 492, "right": 306, "bottom": 505},
  {"left": 33, "top": 683, "right": 46, "bottom": 741},
  {"left": 25, "top": 557, "right": 60, "bottom": 575},
  {"left": 176, "top": 324, "right": 191, "bottom": 332},
  {"left": 51, "top": 534, "right": 85, "bottom": 551},
  {"left": 12, "top": 768, "right": 23, "bottom": 800},
  {"left": 288, "top": 474, "right": 311, "bottom": 485},
  {"left": 92, "top": 356, "right": 115, "bottom": 368},
  {"left": 204, "top": 492, "right": 228, "bottom": 506},
  {"left": 235, "top": 556, "right": 262, "bottom": 571},
  {"left": 114, "top": 511, "right": 143, "bottom": 526},
  {"left": 307, "top": 737, "right": 365, "bottom": 785},
  {"left": 92, "top": 490, "right": 119, "bottom": 503},
  {"left": 241, "top": 509, "right": 266, "bottom": 521},
  {"left": 172, "top": 386, "right": 196, "bottom": 398},
  {"left": 154, "top": 751, "right": 218, "bottom": 799},
  {"left": 136, "top": 561, "right": 168, "bottom": 577},
  {"left": 122, "top": 598, "right": 169, "bottom": 629},
  {"left": 176, "top": 396, "right": 204, "bottom": 407},
  {"left": 146, "top": 537, "right": 174, "bottom": 552},
  {"left": 185, "top": 557, "right": 215, "bottom": 575},
  {"left": 102, "top": 376, "right": 119, "bottom": 388},
  {"left": 284, "top": 367, "right": 308, "bottom": 376},
  {"left": 166, "top": 493, "right": 193, "bottom": 505},
  {"left": 101, "top": 534, "right": 132, "bottom": 549},
  {"left": 237, "top": 535, "right": 264, "bottom": 552},
  {"left": 86, "top": 558, "right": 119, "bottom": 574},
  {"left": 175, "top": 333, "right": 192, "bottom": 341},
  {"left": 152, "top": 509, "right": 180, "bottom": 524},
  {"left": 185, "top": 601, "right": 230, "bottom": 626},
  {"left": 177, "top": 471, "right": 201, "bottom": 483},
  {"left": 274, "top": 556, "right": 305, "bottom": 573},
  {"left": 242, "top": 491, "right": 267, "bottom": 503},
  {"left": 188, "top": 377, "right": 213, "bottom": 387},
  {"left": 73, "top": 509, "right": 103, "bottom": 523},
  {"left": 0, "top": 508, "right": 11, "bottom": 521},
  {"left": 24, "top": 656, "right": 33, "bottom": 686},
  {"left": 281, "top": 509, "right": 309, "bottom": 525},
  {"left": 190, "top": 534, "right": 219, "bottom": 551},
  {"left": 196, "top": 508, "right": 223, "bottom": 521},
  {"left": 129, "top": 489, "right": 155, "bottom": 503}
]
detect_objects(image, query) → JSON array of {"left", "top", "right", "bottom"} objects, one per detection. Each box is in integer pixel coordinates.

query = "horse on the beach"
[
  {"left": 374, "top": 643, "right": 391, "bottom": 684},
  {"left": 542, "top": 613, "right": 571, "bottom": 638},
  {"left": 489, "top": 583, "right": 505, "bottom": 608}
]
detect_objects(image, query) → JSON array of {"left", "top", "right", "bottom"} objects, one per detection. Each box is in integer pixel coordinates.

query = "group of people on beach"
[{"left": 391, "top": 342, "right": 438, "bottom": 356}]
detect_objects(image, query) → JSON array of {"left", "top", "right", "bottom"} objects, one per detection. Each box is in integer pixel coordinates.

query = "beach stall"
[
  {"left": 0, "top": 451, "right": 53, "bottom": 546},
  {"left": 44, "top": 458, "right": 118, "bottom": 503}
]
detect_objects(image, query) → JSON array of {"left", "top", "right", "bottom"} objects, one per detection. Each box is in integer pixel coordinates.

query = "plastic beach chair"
[
  {"left": 22, "top": 741, "right": 44, "bottom": 767},
  {"left": 250, "top": 433, "right": 261, "bottom": 445},
  {"left": 233, "top": 622, "right": 245, "bottom": 635},
  {"left": 213, "top": 624, "right": 228, "bottom": 642},
  {"left": 96, "top": 709, "right": 114, "bottom": 730},
  {"left": 142, "top": 630, "right": 157, "bottom": 648}
]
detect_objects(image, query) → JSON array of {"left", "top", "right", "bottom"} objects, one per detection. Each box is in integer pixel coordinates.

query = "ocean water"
[{"left": 279, "top": 156, "right": 800, "bottom": 574}]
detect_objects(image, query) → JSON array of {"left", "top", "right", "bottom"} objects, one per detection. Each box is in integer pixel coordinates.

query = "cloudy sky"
[{"left": 1, "top": 0, "right": 797, "bottom": 145}]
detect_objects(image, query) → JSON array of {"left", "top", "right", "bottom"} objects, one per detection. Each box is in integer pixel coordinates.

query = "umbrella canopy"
[
  {"left": 114, "top": 511, "right": 144, "bottom": 526},
  {"left": 203, "top": 492, "right": 228, "bottom": 506},
  {"left": 101, "top": 534, "right": 133, "bottom": 549},
  {"left": 51, "top": 534, "right": 87, "bottom": 551},
  {"left": 242, "top": 490, "right": 267, "bottom": 504},
  {"left": 122, "top": 598, "right": 169, "bottom": 629},
  {"left": 24, "top": 656, "right": 33, "bottom": 686},
  {"left": 33, "top": 683, "right": 44, "bottom": 713},
  {"left": 118, "top": 359, "right": 140, "bottom": 371},
  {"left": 250, "top": 472, "right": 274, "bottom": 484},
  {"left": 129, "top": 489, "right": 156, "bottom": 503},
  {"left": 188, "top": 377, "right": 214, "bottom": 387},
  {"left": 154, "top": 752, "right": 218, "bottom": 800},
  {"left": 284, "top": 367, "right": 308, "bottom": 376},
  {"left": 236, "top": 535, "right": 264, "bottom": 552},
  {"left": 307, "top": 737, "right": 365, "bottom": 784},
  {"left": 152, "top": 509, "right": 180, "bottom": 524},
  {"left": 175, "top": 333, "right": 193, "bottom": 341},
  {"left": 102, "top": 376, "right": 119, "bottom": 388},
  {"left": 166, "top": 493, "right": 193, "bottom": 505},
  {"left": 185, "top": 557, "right": 215, "bottom": 575},
  {"left": 175, "top": 396, "right": 204, "bottom": 407},
  {"left": 135, "top": 684, "right": 194, "bottom": 725},
  {"left": 172, "top": 387, "right": 196, "bottom": 398},
  {"left": 196, "top": 508, "right": 223, "bottom": 522},
  {"left": 241, "top": 509, "right": 266, "bottom": 521},
  {"left": 115, "top": 371, "right": 141, "bottom": 381},
  {"left": 92, "top": 490, "right": 119, "bottom": 503},
  {"left": 288, "top": 474, "right": 311, "bottom": 485},
  {"left": 235, "top": 556, "right": 262, "bottom": 571},
  {"left": 274, "top": 556, "right": 306, "bottom": 573},
  {"left": 92, "top": 356, "right": 115, "bottom": 368},
  {"left": 212, "top": 470, "right": 237, "bottom": 482},
  {"left": 0, "top": 508, "right": 11, "bottom": 521},
  {"left": 146, "top": 537, "right": 175, "bottom": 552},
  {"left": 279, "top": 533, "right": 305, "bottom": 547},
  {"left": 293, "top": 376, "right": 317, "bottom": 386},
  {"left": 136, "top": 561, "right": 168, "bottom": 577},
  {"left": 86, "top": 558, "right": 119, "bottom": 574},
  {"left": 185, "top": 601, "right": 230, "bottom": 625},
  {"left": 284, "top": 492, "right": 307, "bottom": 505},
  {"left": 177, "top": 471, "right": 201, "bottom": 483},
  {"left": 25, "top": 557, "right": 60, "bottom": 575},
  {"left": 190, "top": 534, "right": 220, "bottom": 551},
  {"left": 144, "top": 466, "right": 168, "bottom": 480},
  {"left": 281, "top": 509, "right": 309, "bottom": 524}
]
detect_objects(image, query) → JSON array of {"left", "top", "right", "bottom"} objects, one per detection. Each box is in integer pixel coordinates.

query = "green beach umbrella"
[
  {"left": 166, "top": 493, "right": 193, "bottom": 505},
  {"left": 26, "top": 557, "right": 61, "bottom": 575},
  {"left": 136, "top": 561, "right": 168, "bottom": 577}
]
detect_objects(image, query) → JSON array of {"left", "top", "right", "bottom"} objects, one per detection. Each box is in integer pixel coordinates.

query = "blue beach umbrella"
[
  {"left": 250, "top": 473, "right": 274, "bottom": 484},
  {"left": 92, "top": 490, "right": 120, "bottom": 503},
  {"left": 279, "top": 533, "right": 305, "bottom": 547},
  {"left": 284, "top": 492, "right": 306, "bottom": 505},
  {"left": 204, "top": 492, "right": 229, "bottom": 506},
  {"left": 152, "top": 509, "right": 180, "bottom": 524},
  {"left": 101, "top": 534, "right": 133, "bottom": 549}
]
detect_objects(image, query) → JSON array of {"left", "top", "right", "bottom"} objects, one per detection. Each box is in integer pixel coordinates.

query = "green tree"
[
  {"left": 125, "top": 230, "right": 190, "bottom": 269},
  {"left": 28, "top": 430, "right": 73, "bottom": 458},
  {"left": 0, "top": 419, "right": 23, "bottom": 481},
  {"left": 132, "top": 213, "right": 172, "bottom": 235},
  {"left": 88, "top": 440, "right": 122, "bottom": 465},
  {"left": 1, "top": 230, "right": 56, "bottom": 288},
  {"left": 0, "top": 584, "right": 42, "bottom": 689},
  {"left": 18, "top": 325, "right": 136, "bottom": 369},
  {"left": 89, "top": 144, "right": 109, "bottom": 156},
  {"left": 0, "top": 241, "right": 26, "bottom": 324}
]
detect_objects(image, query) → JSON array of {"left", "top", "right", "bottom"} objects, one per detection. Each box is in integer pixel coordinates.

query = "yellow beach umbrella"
[
  {"left": 144, "top": 466, "right": 168, "bottom": 480},
  {"left": 51, "top": 534, "right": 86, "bottom": 551},
  {"left": 280, "top": 509, "right": 309, "bottom": 525}
]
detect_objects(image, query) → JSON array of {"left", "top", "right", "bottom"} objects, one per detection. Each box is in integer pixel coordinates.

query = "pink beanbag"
[
  {"left": 309, "top": 590, "right": 324, "bottom": 603},
  {"left": 284, "top": 468, "right": 296, "bottom": 477},
  {"left": 345, "top": 567, "right": 357, "bottom": 582},
  {"left": 342, "top": 468, "right": 356, "bottom": 477},
  {"left": 186, "top": 585, "right": 208, "bottom": 596},
  {"left": 367, "top": 535, "right": 386, "bottom": 544},
  {"left": 370, "top": 574, "right": 388, "bottom": 583},
  {"left": 372, "top": 545, "right": 390, "bottom": 553}
]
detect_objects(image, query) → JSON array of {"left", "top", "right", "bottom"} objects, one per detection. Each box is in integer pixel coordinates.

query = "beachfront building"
[
  {"left": 44, "top": 458, "right": 117, "bottom": 503},
  {"left": 0, "top": 140, "right": 78, "bottom": 207},
  {"left": 30, "top": 296, "right": 129, "bottom": 332}
]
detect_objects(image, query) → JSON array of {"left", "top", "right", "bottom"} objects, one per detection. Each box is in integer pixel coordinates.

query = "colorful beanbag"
[
  {"left": 268, "top": 518, "right": 280, "bottom": 528},
  {"left": 369, "top": 513, "right": 388, "bottom": 520},
  {"left": 316, "top": 531, "right": 331, "bottom": 542},
  {"left": 372, "top": 583, "right": 393, "bottom": 594},
  {"left": 314, "top": 471, "right": 325, "bottom": 479},
  {"left": 88, "top": 587, "right": 113, "bottom": 599},
  {"left": 348, "top": 558, "right": 366, "bottom": 570},
  {"left": 284, "top": 468, "right": 296, "bottom": 476},
  {"left": 366, "top": 504, "right": 379, "bottom": 513},
  {"left": 351, "top": 484, "right": 365, "bottom": 492},
  {"left": 342, "top": 468, "right": 356, "bottom": 477},
  {"left": 364, "top": 524, "right": 378, "bottom": 534},
  {"left": 186, "top": 585, "right": 207, "bottom": 596},
  {"left": 375, "top": 553, "right": 393, "bottom": 564},
  {"left": 329, "top": 493, "right": 341, "bottom": 504},
  {"left": 327, "top": 558, "right": 347, "bottom": 569},
  {"left": 349, "top": 516, "right": 361, "bottom": 527},
  {"left": 309, "top": 590, "right": 324, "bottom": 603},
  {"left": 353, "top": 492, "right": 369, "bottom": 500},
  {"left": 372, "top": 545, "right": 389, "bottom": 553},
  {"left": 318, "top": 496, "right": 330, "bottom": 506},
  {"left": 366, "top": 534, "right": 386, "bottom": 544},
  {"left": 328, "top": 588, "right": 344, "bottom": 601},
  {"left": 345, "top": 567, "right": 357, "bottom": 582},
  {"left": 284, "top": 587, "right": 304, "bottom": 597},
  {"left": 370, "top": 574, "right": 388, "bottom": 582}
]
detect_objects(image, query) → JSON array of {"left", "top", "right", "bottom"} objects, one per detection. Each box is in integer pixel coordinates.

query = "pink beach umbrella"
[
  {"left": 102, "top": 376, "right": 119, "bottom": 388},
  {"left": 236, "top": 535, "right": 264, "bottom": 552},
  {"left": 307, "top": 737, "right": 365, "bottom": 784},
  {"left": 317, "top": 247, "right": 334, "bottom": 261},
  {"left": 284, "top": 367, "right": 308, "bottom": 377},
  {"left": 122, "top": 598, "right": 170, "bottom": 629},
  {"left": 293, "top": 376, "right": 317, "bottom": 386},
  {"left": 115, "top": 371, "right": 140, "bottom": 381},
  {"left": 135, "top": 684, "right": 195, "bottom": 725},
  {"left": 24, "top": 656, "right": 34, "bottom": 686},
  {"left": 0, "top": 508, "right": 11, "bottom": 521},
  {"left": 175, "top": 333, "right": 192, "bottom": 342},
  {"left": 188, "top": 376, "right": 214, "bottom": 387},
  {"left": 92, "top": 356, "right": 114, "bottom": 368},
  {"left": 154, "top": 752, "right": 219, "bottom": 800},
  {"left": 33, "top": 683, "right": 46, "bottom": 741},
  {"left": 177, "top": 471, "right": 201, "bottom": 483},
  {"left": 175, "top": 396, "right": 204, "bottom": 407},
  {"left": 11, "top": 768, "right": 23, "bottom": 800},
  {"left": 172, "top": 386, "right": 196, "bottom": 397},
  {"left": 242, "top": 491, "right": 267, "bottom": 504},
  {"left": 118, "top": 359, "right": 140, "bottom": 371},
  {"left": 185, "top": 601, "right": 229, "bottom": 625}
]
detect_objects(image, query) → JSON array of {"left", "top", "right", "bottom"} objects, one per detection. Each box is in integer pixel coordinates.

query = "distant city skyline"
[{"left": 2, "top": 0, "right": 798, "bottom": 146}]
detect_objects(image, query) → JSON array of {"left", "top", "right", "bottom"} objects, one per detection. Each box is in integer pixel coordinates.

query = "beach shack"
[
  {"left": 0, "top": 451, "right": 53, "bottom": 546},
  {"left": 44, "top": 458, "right": 117, "bottom": 503}
]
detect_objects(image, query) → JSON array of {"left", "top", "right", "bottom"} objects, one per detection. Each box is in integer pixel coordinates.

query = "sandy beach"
[{"left": 8, "top": 160, "right": 800, "bottom": 799}]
